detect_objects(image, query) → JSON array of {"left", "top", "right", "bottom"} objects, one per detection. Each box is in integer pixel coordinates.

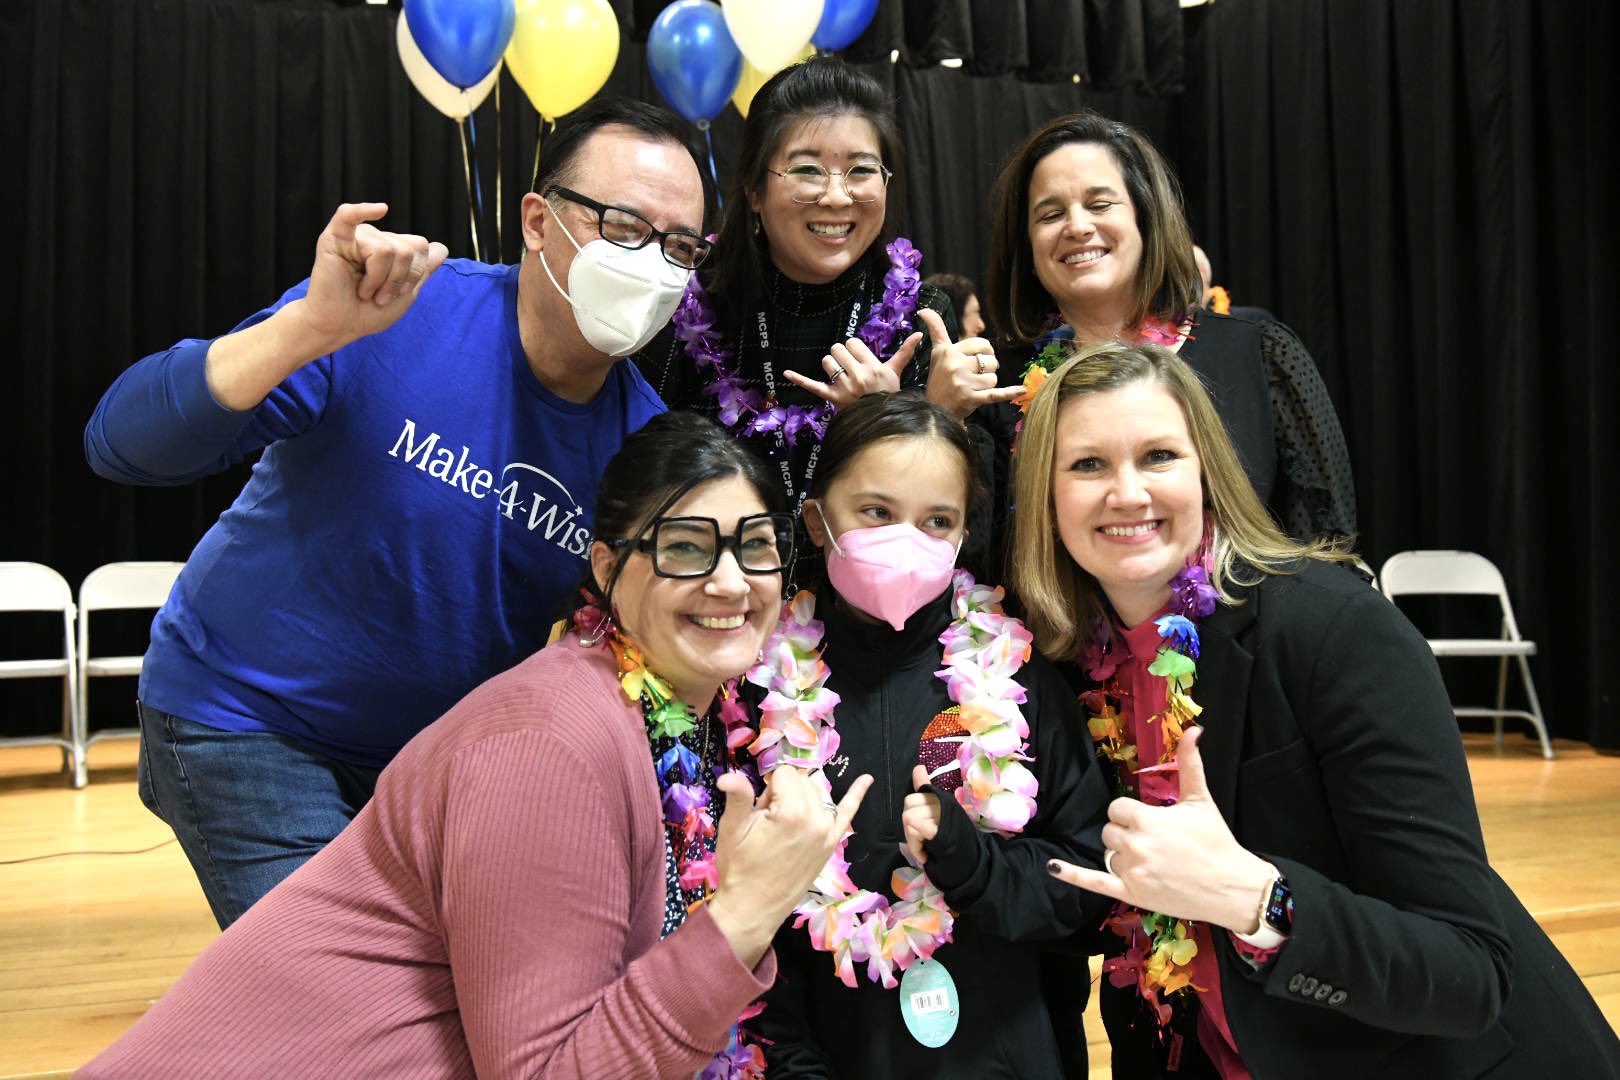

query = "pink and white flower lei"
[{"left": 741, "top": 569, "right": 1037, "bottom": 989}]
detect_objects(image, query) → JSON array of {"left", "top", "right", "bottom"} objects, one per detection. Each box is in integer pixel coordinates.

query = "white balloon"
[
  {"left": 723, "top": 0, "right": 823, "bottom": 77},
  {"left": 396, "top": 12, "right": 501, "bottom": 120}
]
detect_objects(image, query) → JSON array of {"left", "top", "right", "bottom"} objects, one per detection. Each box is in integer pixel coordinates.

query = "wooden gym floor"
[{"left": 2, "top": 733, "right": 1617, "bottom": 1077}]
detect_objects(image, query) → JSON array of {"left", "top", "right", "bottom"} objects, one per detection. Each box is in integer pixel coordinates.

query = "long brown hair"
[
  {"left": 1010, "top": 341, "right": 1351, "bottom": 662},
  {"left": 985, "top": 111, "right": 1202, "bottom": 348}
]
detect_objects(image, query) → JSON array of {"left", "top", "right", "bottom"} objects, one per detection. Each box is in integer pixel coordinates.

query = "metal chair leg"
[
  {"left": 1516, "top": 653, "right": 1554, "bottom": 760},
  {"left": 59, "top": 682, "right": 74, "bottom": 774},
  {"left": 69, "top": 659, "right": 87, "bottom": 790},
  {"left": 1493, "top": 655, "right": 1508, "bottom": 746}
]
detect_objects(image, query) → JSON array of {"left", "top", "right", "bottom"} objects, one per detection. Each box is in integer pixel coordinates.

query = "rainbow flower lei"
[
  {"left": 1013, "top": 313, "right": 1190, "bottom": 414},
  {"left": 571, "top": 597, "right": 765, "bottom": 1080},
  {"left": 670, "top": 237, "right": 924, "bottom": 447},
  {"left": 1080, "top": 561, "right": 1220, "bottom": 1029},
  {"left": 740, "top": 569, "right": 1037, "bottom": 989}
]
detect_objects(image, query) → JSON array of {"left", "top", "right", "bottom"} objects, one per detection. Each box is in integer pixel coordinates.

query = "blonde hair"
[{"left": 1010, "top": 341, "right": 1352, "bottom": 662}]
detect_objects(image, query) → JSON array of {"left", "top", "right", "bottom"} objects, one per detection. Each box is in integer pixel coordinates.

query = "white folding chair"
[
  {"left": 0, "top": 562, "right": 80, "bottom": 784},
  {"left": 1379, "top": 550, "right": 1553, "bottom": 759},
  {"left": 76, "top": 561, "right": 185, "bottom": 784}
]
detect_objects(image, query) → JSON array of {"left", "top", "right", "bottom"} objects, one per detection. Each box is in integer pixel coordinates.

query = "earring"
[
  {"left": 753, "top": 216, "right": 762, "bottom": 237},
  {"left": 581, "top": 610, "right": 615, "bottom": 647}
]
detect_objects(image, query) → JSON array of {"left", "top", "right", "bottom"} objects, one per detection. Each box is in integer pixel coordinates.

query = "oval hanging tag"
[{"left": 899, "top": 957, "right": 960, "bottom": 1047}]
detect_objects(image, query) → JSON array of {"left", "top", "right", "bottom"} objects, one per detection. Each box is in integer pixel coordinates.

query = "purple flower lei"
[
  {"left": 1080, "top": 561, "right": 1220, "bottom": 682},
  {"left": 1169, "top": 564, "right": 1219, "bottom": 620},
  {"left": 670, "top": 237, "right": 923, "bottom": 448}
]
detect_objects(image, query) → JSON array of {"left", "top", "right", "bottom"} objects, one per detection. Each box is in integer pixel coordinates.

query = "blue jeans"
[{"left": 136, "top": 701, "right": 381, "bottom": 929}]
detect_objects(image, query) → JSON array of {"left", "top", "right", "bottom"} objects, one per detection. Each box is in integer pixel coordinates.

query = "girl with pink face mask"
[{"left": 748, "top": 391, "right": 1113, "bottom": 1078}]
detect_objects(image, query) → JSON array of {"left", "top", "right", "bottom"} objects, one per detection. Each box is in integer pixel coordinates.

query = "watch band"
[{"left": 1233, "top": 871, "right": 1293, "bottom": 948}]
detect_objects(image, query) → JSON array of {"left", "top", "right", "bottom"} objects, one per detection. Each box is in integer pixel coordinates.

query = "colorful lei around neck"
[
  {"left": 740, "top": 570, "right": 1037, "bottom": 989},
  {"left": 571, "top": 596, "right": 765, "bottom": 1080},
  {"left": 1079, "top": 560, "right": 1220, "bottom": 1029},
  {"left": 670, "top": 237, "right": 924, "bottom": 448},
  {"left": 1013, "top": 312, "right": 1191, "bottom": 414}
]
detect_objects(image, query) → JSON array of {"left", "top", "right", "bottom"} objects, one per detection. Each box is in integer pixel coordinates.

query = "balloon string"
[
  {"left": 530, "top": 116, "right": 548, "bottom": 194},
  {"left": 704, "top": 124, "right": 723, "bottom": 212},
  {"left": 458, "top": 118, "right": 483, "bottom": 262},
  {"left": 468, "top": 112, "right": 490, "bottom": 263},
  {"left": 494, "top": 77, "right": 503, "bottom": 261}
]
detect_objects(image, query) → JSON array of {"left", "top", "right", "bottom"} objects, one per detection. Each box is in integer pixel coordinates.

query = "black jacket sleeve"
[
  {"left": 1230, "top": 577, "right": 1513, "bottom": 1038},
  {"left": 920, "top": 655, "right": 1113, "bottom": 941}
]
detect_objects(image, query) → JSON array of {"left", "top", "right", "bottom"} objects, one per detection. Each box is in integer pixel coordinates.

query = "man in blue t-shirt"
[{"left": 84, "top": 99, "right": 709, "bottom": 928}]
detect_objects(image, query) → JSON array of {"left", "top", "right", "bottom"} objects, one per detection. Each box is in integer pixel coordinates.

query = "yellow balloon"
[
  {"left": 506, "top": 0, "right": 621, "bottom": 120},
  {"left": 731, "top": 44, "right": 816, "bottom": 118}
]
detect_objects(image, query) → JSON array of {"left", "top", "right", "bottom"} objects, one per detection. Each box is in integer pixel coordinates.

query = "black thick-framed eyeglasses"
[
  {"left": 544, "top": 185, "right": 713, "bottom": 269},
  {"left": 610, "top": 513, "right": 795, "bottom": 579},
  {"left": 764, "top": 162, "right": 893, "bottom": 204}
]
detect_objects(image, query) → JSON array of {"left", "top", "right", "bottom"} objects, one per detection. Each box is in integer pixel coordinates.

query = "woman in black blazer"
[{"left": 1011, "top": 340, "right": 1619, "bottom": 1078}]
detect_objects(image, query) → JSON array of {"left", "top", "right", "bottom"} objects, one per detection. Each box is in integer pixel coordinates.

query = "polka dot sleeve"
[{"left": 1260, "top": 320, "right": 1358, "bottom": 542}]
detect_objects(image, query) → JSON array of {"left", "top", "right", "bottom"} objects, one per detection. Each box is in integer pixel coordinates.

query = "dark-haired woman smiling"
[
  {"left": 986, "top": 111, "right": 1356, "bottom": 544},
  {"left": 637, "top": 57, "right": 1020, "bottom": 584},
  {"left": 80, "top": 413, "right": 871, "bottom": 1080}
]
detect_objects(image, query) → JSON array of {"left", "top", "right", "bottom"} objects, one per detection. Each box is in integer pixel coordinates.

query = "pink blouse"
[{"left": 78, "top": 641, "right": 773, "bottom": 1079}]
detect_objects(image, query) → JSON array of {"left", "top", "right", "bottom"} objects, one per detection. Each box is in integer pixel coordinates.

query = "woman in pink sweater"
[{"left": 80, "top": 412, "right": 872, "bottom": 1080}]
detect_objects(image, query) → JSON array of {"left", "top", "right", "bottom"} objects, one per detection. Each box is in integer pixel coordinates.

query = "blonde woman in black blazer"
[{"left": 1013, "top": 341, "right": 1619, "bottom": 1079}]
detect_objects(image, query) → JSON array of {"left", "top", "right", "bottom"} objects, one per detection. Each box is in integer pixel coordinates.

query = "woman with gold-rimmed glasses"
[
  {"left": 761, "top": 160, "right": 894, "bottom": 204},
  {"left": 635, "top": 56, "right": 1020, "bottom": 587}
]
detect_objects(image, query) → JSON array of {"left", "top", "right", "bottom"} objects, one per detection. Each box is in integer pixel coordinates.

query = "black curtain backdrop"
[{"left": 2, "top": 0, "right": 1614, "bottom": 749}]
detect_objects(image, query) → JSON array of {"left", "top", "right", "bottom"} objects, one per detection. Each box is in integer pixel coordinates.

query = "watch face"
[{"left": 1265, "top": 877, "right": 1294, "bottom": 933}]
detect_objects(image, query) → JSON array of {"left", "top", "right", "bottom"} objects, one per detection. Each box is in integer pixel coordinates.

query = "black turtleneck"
[{"left": 641, "top": 258, "right": 947, "bottom": 403}]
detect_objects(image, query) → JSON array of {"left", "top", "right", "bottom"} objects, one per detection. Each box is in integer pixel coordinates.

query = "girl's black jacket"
[{"left": 755, "top": 584, "right": 1112, "bottom": 1078}]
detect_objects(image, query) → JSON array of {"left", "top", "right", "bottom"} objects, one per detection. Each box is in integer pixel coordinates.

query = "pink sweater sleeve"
[{"left": 439, "top": 726, "right": 774, "bottom": 1079}]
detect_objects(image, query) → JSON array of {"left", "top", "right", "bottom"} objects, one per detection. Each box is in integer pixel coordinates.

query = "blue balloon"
[
  {"left": 404, "top": 0, "right": 516, "bottom": 90},
  {"left": 812, "top": 0, "right": 880, "bottom": 52},
  {"left": 647, "top": 0, "right": 742, "bottom": 126}
]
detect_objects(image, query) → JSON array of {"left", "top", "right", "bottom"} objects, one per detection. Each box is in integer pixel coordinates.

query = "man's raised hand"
[{"left": 302, "top": 203, "right": 449, "bottom": 348}]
